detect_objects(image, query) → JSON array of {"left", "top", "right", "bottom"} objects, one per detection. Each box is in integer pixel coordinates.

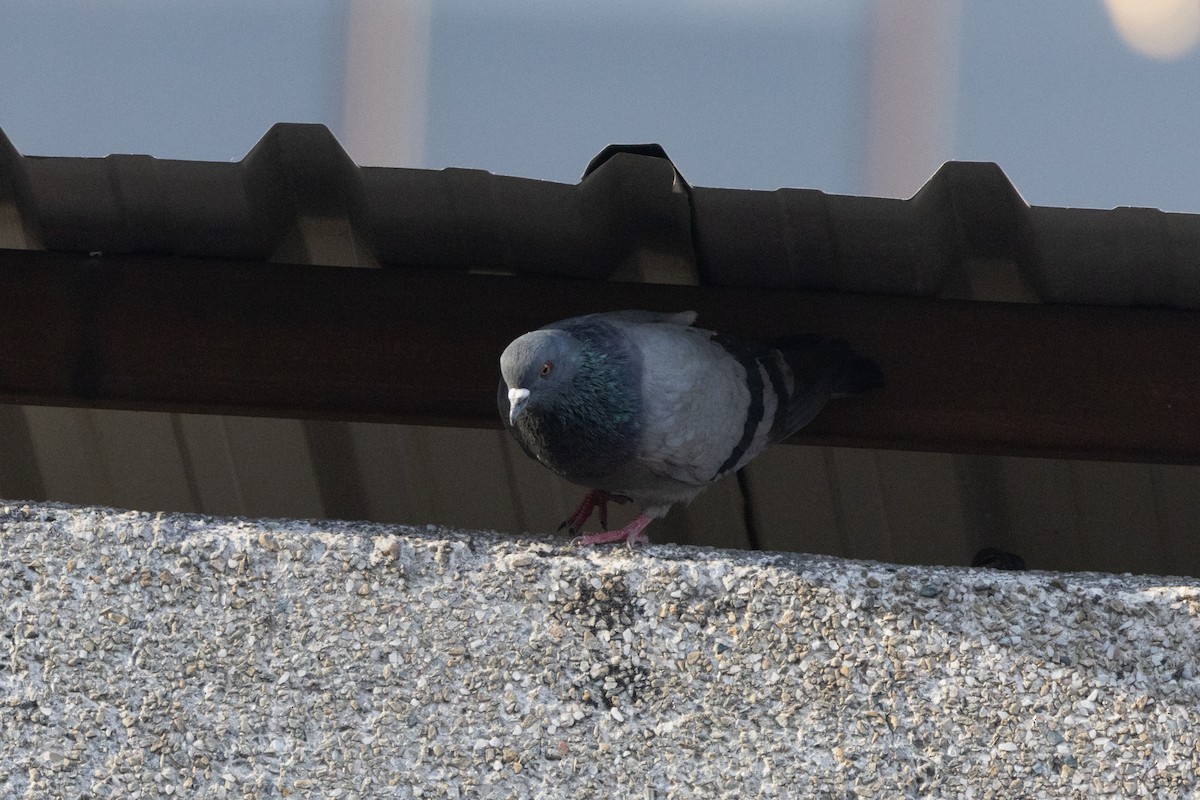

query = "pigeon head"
[
  {"left": 498, "top": 318, "right": 643, "bottom": 483},
  {"left": 499, "top": 329, "right": 581, "bottom": 425}
]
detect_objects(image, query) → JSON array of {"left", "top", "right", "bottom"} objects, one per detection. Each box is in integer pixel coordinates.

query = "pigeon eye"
[{"left": 540, "top": 361, "right": 554, "bottom": 377}]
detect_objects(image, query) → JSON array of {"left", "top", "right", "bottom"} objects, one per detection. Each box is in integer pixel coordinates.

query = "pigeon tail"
[
  {"left": 770, "top": 336, "right": 882, "bottom": 440},
  {"left": 817, "top": 338, "right": 884, "bottom": 397}
]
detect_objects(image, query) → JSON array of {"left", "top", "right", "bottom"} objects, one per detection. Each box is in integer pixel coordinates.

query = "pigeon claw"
[
  {"left": 571, "top": 512, "right": 653, "bottom": 548},
  {"left": 558, "top": 490, "right": 631, "bottom": 535}
]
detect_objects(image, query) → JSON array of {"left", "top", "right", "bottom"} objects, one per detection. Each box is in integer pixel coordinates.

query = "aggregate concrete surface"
[{"left": 2, "top": 502, "right": 1199, "bottom": 798}]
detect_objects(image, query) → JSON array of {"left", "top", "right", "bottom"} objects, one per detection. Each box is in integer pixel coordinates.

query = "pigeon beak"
[{"left": 508, "top": 387, "right": 531, "bottom": 424}]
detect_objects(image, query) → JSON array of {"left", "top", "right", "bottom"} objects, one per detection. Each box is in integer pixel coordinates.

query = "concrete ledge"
[{"left": 2, "top": 502, "right": 1198, "bottom": 797}]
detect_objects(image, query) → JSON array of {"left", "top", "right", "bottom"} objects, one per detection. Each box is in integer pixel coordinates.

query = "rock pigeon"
[{"left": 498, "top": 310, "right": 882, "bottom": 545}]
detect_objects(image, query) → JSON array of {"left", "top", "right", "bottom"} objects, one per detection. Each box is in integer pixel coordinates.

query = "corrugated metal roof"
[{"left": 3, "top": 123, "right": 1199, "bottom": 306}]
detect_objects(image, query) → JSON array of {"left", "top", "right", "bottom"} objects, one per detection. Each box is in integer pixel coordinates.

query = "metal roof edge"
[{"left": 1, "top": 123, "right": 1198, "bottom": 308}]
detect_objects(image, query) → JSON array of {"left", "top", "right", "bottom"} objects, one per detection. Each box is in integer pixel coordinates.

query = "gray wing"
[
  {"left": 617, "top": 325, "right": 880, "bottom": 490},
  {"left": 607, "top": 319, "right": 776, "bottom": 488}
]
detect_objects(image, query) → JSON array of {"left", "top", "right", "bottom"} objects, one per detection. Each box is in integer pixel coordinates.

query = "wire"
[{"left": 736, "top": 469, "right": 762, "bottom": 551}]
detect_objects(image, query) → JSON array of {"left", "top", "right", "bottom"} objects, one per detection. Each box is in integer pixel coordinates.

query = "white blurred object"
[
  {"left": 342, "top": 0, "right": 432, "bottom": 167},
  {"left": 1104, "top": 0, "right": 1200, "bottom": 61},
  {"left": 865, "top": 0, "right": 962, "bottom": 199}
]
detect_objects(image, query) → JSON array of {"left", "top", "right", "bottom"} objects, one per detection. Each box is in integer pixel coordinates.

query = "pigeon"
[{"left": 498, "top": 310, "right": 882, "bottom": 545}]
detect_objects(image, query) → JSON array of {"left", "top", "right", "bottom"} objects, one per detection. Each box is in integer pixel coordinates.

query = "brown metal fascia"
[{"left": 1, "top": 248, "right": 1198, "bottom": 464}]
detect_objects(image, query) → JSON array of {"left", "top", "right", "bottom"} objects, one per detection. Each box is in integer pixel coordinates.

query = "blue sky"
[{"left": 1, "top": 1, "right": 1197, "bottom": 211}]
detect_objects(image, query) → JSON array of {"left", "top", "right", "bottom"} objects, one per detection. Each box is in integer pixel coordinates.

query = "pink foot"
[
  {"left": 558, "top": 490, "right": 631, "bottom": 534},
  {"left": 573, "top": 513, "right": 653, "bottom": 547}
]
